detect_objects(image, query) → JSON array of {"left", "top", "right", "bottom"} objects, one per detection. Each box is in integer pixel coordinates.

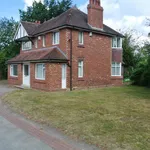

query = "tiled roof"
[
  {"left": 21, "top": 21, "right": 40, "bottom": 36},
  {"left": 21, "top": 7, "right": 123, "bottom": 37},
  {"left": 8, "top": 47, "right": 68, "bottom": 63}
]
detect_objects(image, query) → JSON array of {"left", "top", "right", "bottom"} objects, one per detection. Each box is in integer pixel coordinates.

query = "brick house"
[{"left": 8, "top": 0, "right": 124, "bottom": 91}]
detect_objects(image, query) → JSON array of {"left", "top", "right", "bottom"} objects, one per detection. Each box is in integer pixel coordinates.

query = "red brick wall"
[
  {"left": 8, "top": 28, "right": 123, "bottom": 91},
  {"left": 8, "top": 64, "right": 22, "bottom": 85},
  {"left": 30, "top": 63, "right": 62, "bottom": 91},
  {"left": 65, "top": 29, "right": 113, "bottom": 88}
]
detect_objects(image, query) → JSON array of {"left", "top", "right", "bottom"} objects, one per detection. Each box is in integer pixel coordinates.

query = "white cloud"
[
  {"left": 23, "top": 0, "right": 44, "bottom": 10},
  {"left": 79, "top": 0, "right": 150, "bottom": 44}
]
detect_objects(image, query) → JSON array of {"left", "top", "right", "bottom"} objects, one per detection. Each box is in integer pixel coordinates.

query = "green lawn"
[{"left": 2, "top": 86, "right": 150, "bottom": 150}]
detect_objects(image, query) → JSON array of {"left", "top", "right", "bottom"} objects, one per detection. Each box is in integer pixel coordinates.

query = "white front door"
[
  {"left": 62, "top": 64, "right": 67, "bottom": 89},
  {"left": 23, "top": 64, "right": 30, "bottom": 87}
]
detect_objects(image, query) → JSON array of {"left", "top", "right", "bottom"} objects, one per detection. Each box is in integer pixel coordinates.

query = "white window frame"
[
  {"left": 22, "top": 41, "right": 32, "bottom": 50},
  {"left": 35, "top": 63, "right": 45, "bottom": 80},
  {"left": 35, "top": 38, "right": 38, "bottom": 48},
  {"left": 79, "top": 31, "right": 84, "bottom": 45},
  {"left": 53, "top": 32, "right": 59, "bottom": 45},
  {"left": 111, "top": 62, "right": 122, "bottom": 76},
  {"left": 112, "top": 37, "right": 122, "bottom": 48},
  {"left": 10, "top": 64, "right": 18, "bottom": 77},
  {"left": 42, "top": 35, "right": 46, "bottom": 47},
  {"left": 78, "top": 60, "right": 84, "bottom": 78}
]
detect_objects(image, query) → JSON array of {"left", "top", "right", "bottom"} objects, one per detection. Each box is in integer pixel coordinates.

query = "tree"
[
  {"left": 19, "top": 0, "right": 72, "bottom": 23},
  {"left": 122, "top": 32, "right": 140, "bottom": 78},
  {"left": 130, "top": 43, "right": 150, "bottom": 87},
  {"left": 0, "top": 18, "right": 20, "bottom": 79}
]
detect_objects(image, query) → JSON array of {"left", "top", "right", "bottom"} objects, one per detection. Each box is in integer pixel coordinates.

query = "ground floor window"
[
  {"left": 78, "top": 60, "right": 84, "bottom": 78},
  {"left": 10, "top": 64, "right": 18, "bottom": 77},
  {"left": 35, "top": 63, "right": 45, "bottom": 80},
  {"left": 111, "top": 62, "right": 121, "bottom": 76}
]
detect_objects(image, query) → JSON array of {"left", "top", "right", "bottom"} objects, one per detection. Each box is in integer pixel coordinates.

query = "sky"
[{"left": 0, "top": 0, "right": 150, "bottom": 42}]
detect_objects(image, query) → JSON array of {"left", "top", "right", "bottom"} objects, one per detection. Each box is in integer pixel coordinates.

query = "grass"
[{"left": 2, "top": 86, "right": 150, "bottom": 150}]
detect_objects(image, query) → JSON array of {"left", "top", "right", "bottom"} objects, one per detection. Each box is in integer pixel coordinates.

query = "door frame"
[{"left": 22, "top": 63, "right": 30, "bottom": 87}]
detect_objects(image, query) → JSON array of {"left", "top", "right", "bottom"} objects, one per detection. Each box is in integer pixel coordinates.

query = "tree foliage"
[
  {"left": 0, "top": 18, "right": 20, "bottom": 79},
  {"left": 131, "top": 43, "right": 150, "bottom": 87},
  {"left": 122, "top": 32, "right": 141, "bottom": 78},
  {"left": 19, "top": 0, "right": 72, "bottom": 23}
]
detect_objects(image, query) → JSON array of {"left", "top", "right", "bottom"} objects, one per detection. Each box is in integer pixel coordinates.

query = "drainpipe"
[{"left": 70, "top": 29, "right": 73, "bottom": 91}]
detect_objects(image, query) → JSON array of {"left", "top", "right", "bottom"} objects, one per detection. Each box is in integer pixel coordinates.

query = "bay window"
[
  {"left": 35, "top": 63, "right": 45, "bottom": 80},
  {"left": 10, "top": 64, "right": 18, "bottom": 77},
  {"left": 111, "top": 62, "right": 121, "bottom": 76}
]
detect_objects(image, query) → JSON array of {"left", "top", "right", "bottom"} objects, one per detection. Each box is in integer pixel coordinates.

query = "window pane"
[
  {"left": 117, "top": 38, "right": 121, "bottom": 47},
  {"left": 22, "top": 41, "right": 32, "bottom": 50},
  {"left": 78, "top": 60, "right": 83, "bottom": 77},
  {"left": 11, "top": 65, "right": 18, "bottom": 76},
  {"left": 116, "top": 67, "right": 120, "bottom": 75},
  {"left": 79, "top": 32, "right": 83, "bottom": 44},
  {"left": 111, "top": 62, "right": 121, "bottom": 76},
  {"left": 43, "top": 36, "right": 46, "bottom": 47},
  {"left": 24, "top": 65, "right": 29, "bottom": 76},
  {"left": 111, "top": 67, "right": 115, "bottom": 76},
  {"left": 36, "top": 64, "right": 45, "bottom": 79},
  {"left": 53, "top": 32, "right": 59, "bottom": 44},
  {"left": 112, "top": 37, "right": 117, "bottom": 47},
  {"left": 36, "top": 64, "right": 43, "bottom": 78}
]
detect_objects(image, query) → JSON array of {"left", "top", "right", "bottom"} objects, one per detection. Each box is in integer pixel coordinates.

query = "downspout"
[{"left": 70, "top": 29, "right": 73, "bottom": 91}]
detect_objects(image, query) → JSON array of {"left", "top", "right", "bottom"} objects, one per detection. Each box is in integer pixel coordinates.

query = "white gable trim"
[{"left": 14, "top": 22, "right": 28, "bottom": 41}]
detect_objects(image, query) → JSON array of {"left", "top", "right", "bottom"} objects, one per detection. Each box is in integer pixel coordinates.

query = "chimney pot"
[{"left": 87, "top": 0, "right": 103, "bottom": 29}]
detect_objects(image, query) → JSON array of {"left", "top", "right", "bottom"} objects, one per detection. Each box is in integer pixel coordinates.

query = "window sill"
[
  {"left": 9, "top": 76, "right": 18, "bottom": 80},
  {"left": 52, "top": 43, "right": 59, "bottom": 46},
  {"left": 10, "top": 75, "right": 18, "bottom": 78},
  {"left": 111, "top": 76, "right": 123, "bottom": 79},
  {"left": 78, "top": 45, "right": 85, "bottom": 48},
  {"left": 34, "top": 79, "right": 46, "bottom": 84},
  {"left": 35, "top": 78, "right": 45, "bottom": 81},
  {"left": 112, "top": 47, "right": 123, "bottom": 50},
  {"left": 78, "top": 77, "right": 84, "bottom": 81}
]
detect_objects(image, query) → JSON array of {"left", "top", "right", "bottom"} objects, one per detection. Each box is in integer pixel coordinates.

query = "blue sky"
[
  {"left": 0, "top": 0, "right": 150, "bottom": 42},
  {"left": 0, "top": 0, "right": 87, "bottom": 20}
]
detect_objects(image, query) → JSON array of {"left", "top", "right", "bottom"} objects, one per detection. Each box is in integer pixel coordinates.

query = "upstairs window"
[
  {"left": 10, "top": 64, "right": 18, "bottom": 77},
  {"left": 79, "top": 32, "right": 84, "bottom": 45},
  {"left": 112, "top": 37, "right": 122, "bottom": 48},
  {"left": 78, "top": 60, "right": 84, "bottom": 78},
  {"left": 35, "top": 38, "right": 38, "bottom": 48},
  {"left": 42, "top": 35, "right": 46, "bottom": 47},
  {"left": 111, "top": 62, "right": 121, "bottom": 76},
  {"left": 53, "top": 32, "right": 59, "bottom": 45},
  {"left": 22, "top": 41, "right": 32, "bottom": 50}
]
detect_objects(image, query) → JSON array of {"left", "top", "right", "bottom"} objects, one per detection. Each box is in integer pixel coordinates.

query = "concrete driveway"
[
  {"left": 0, "top": 84, "right": 15, "bottom": 96},
  {"left": 0, "top": 84, "right": 53, "bottom": 150},
  {"left": 0, "top": 116, "right": 53, "bottom": 150},
  {"left": 0, "top": 83, "right": 99, "bottom": 150}
]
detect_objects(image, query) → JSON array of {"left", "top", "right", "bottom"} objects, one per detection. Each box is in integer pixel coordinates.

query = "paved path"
[{"left": 0, "top": 83, "right": 99, "bottom": 150}]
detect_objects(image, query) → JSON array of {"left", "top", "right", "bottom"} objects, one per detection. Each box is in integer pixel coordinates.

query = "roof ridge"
[
  {"left": 41, "top": 7, "right": 73, "bottom": 26},
  {"left": 21, "top": 21, "right": 39, "bottom": 25}
]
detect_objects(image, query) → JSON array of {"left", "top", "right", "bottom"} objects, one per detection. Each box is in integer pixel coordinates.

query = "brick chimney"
[{"left": 87, "top": 0, "right": 103, "bottom": 29}]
